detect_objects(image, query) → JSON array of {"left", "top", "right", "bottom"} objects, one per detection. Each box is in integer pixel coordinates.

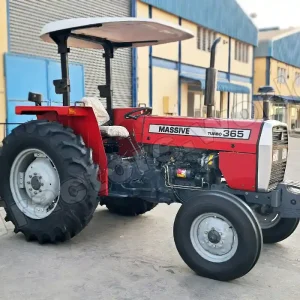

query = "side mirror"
[{"left": 28, "top": 92, "right": 42, "bottom": 106}]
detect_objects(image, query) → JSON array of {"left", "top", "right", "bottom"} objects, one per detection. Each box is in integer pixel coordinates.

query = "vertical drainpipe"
[
  {"left": 6, "top": 0, "right": 10, "bottom": 52},
  {"left": 251, "top": 45, "right": 255, "bottom": 118},
  {"left": 5, "top": 0, "right": 10, "bottom": 137},
  {"left": 178, "top": 17, "right": 182, "bottom": 116},
  {"left": 227, "top": 37, "right": 231, "bottom": 118},
  {"left": 148, "top": 5, "right": 153, "bottom": 107},
  {"left": 131, "top": 0, "right": 137, "bottom": 107},
  {"left": 266, "top": 57, "right": 271, "bottom": 86}
]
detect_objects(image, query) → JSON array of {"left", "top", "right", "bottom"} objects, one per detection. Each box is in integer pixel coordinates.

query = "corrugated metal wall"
[{"left": 8, "top": 0, "right": 132, "bottom": 107}]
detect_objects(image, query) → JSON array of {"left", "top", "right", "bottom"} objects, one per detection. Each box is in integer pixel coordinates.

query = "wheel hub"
[
  {"left": 207, "top": 229, "right": 221, "bottom": 244},
  {"left": 10, "top": 149, "right": 60, "bottom": 219},
  {"left": 31, "top": 176, "right": 42, "bottom": 190},
  {"left": 190, "top": 213, "right": 238, "bottom": 263}
]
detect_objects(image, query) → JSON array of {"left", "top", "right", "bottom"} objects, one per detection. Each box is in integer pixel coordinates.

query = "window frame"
[
  {"left": 197, "top": 25, "right": 217, "bottom": 52},
  {"left": 234, "top": 41, "right": 249, "bottom": 64}
]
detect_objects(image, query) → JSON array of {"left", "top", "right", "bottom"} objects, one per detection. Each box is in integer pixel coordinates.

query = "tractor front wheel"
[
  {"left": 0, "top": 120, "right": 100, "bottom": 243},
  {"left": 101, "top": 197, "right": 157, "bottom": 216},
  {"left": 173, "top": 191, "right": 262, "bottom": 281}
]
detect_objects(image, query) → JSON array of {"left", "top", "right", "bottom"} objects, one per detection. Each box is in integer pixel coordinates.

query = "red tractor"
[{"left": 0, "top": 17, "right": 299, "bottom": 281}]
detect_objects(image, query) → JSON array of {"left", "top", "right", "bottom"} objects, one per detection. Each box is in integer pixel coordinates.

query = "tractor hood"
[{"left": 40, "top": 17, "right": 194, "bottom": 49}]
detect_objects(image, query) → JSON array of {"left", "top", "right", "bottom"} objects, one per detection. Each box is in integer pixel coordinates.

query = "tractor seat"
[{"left": 81, "top": 97, "right": 129, "bottom": 138}]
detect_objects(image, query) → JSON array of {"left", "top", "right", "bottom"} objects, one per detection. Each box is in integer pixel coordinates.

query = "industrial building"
[
  {"left": 136, "top": 0, "right": 257, "bottom": 118},
  {"left": 254, "top": 27, "right": 300, "bottom": 131},
  {"left": 0, "top": 0, "right": 258, "bottom": 142},
  {"left": 0, "top": 0, "right": 133, "bottom": 141}
]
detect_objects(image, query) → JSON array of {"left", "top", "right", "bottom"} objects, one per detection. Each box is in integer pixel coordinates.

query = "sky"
[{"left": 237, "top": 0, "right": 300, "bottom": 29}]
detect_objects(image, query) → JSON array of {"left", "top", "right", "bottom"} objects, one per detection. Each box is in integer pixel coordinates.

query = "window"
[
  {"left": 277, "top": 67, "right": 287, "bottom": 84},
  {"left": 234, "top": 41, "right": 249, "bottom": 63},
  {"left": 197, "top": 26, "right": 217, "bottom": 52},
  {"left": 295, "top": 72, "right": 300, "bottom": 86}
]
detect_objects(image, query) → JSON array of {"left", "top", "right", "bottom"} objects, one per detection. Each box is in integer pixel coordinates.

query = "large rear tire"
[
  {"left": 0, "top": 120, "right": 100, "bottom": 243},
  {"left": 101, "top": 197, "right": 157, "bottom": 216},
  {"left": 173, "top": 191, "right": 262, "bottom": 281}
]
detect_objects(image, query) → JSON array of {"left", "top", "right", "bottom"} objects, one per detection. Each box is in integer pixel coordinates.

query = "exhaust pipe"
[{"left": 205, "top": 37, "right": 221, "bottom": 118}]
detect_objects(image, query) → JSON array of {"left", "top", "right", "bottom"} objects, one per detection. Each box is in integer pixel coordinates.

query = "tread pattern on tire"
[{"left": 0, "top": 120, "right": 100, "bottom": 244}]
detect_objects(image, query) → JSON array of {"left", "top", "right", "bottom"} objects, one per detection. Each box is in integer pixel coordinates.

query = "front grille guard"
[{"left": 268, "top": 125, "right": 288, "bottom": 190}]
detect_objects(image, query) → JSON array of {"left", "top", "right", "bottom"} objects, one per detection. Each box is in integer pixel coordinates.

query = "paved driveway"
[{"left": 1, "top": 139, "right": 300, "bottom": 300}]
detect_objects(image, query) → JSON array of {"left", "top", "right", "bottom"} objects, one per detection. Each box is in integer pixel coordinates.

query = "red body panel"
[
  {"left": 16, "top": 106, "right": 109, "bottom": 195},
  {"left": 140, "top": 116, "right": 262, "bottom": 153},
  {"left": 219, "top": 152, "right": 257, "bottom": 191},
  {"left": 16, "top": 106, "right": 264, "bottom": 194},
  {"left": 113, "top": 111, "right": 264, "bottom": 192}
]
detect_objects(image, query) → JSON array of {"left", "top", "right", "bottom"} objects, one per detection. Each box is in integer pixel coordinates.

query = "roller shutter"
[{"left": 8, "top": 0, "right": 132, "bottom": 107}]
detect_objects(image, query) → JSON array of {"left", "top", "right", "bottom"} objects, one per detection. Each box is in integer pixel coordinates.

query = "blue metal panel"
[
  {"left": 217, "top": 81, "right": 250, "bottom": 93},
  {"left": 141, "top": 0, "right": 258, "bottom": 46},
  {"left": 151, "top": 56, "right": 252, "bottom": 85},
  {"left": 218, "top": 72, "right": 228, "bottom": 80},
  {"left": 5, "top": 54, "right": 47, "bottom": 133},
  {"left": 181, "top": 63, "right": 227, "bottom": 80},
  {"left": 256, "top": 32, "right": 300, "bottom": 68},
  {"left": 273, "top": 32, "right": 300, "bottom": 68},
  {"left": 255, "top": 40, "right": 273, "bottom": 57},
  {"left": 47, "top": 61, "right": 84, "bottom": 104},
  {"left": 230, "top": 74, "right": 252, "bottom": 84},
  {"left": 181, "top": 73, "right": 250, "bottom": 94},
  {"left": 5, "top": 54, "right": 48, "bottom": 100},
  {"left": 152, "top": 57, "right": 178, "bottom": 70},
  {"left": 253, "top": 95, "right": 300, "bottom": 103},
  {"left": 5, "top": 53, "right": 84, "bottom": 134},
  {"left": 181, "top": 64, "right": 206, "bottom": 75}
]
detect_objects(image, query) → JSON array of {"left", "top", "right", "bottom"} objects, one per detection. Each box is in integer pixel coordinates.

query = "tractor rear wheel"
[
  {"left": 0, "top": 120, "right": 100, "bottom": 243},
  {"left": 173, "top": 191, "right": 262, "bottom": 281},
  {"left": 101, "top": 197, "right": 157, "bottom": 216},
  {"left": 251, "top": 205, "right": 299, "bottom": 243}
]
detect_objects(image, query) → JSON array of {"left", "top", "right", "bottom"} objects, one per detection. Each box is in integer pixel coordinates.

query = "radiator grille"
[{"left": 269, "top": 126, "right": 288, "bottom": 190}]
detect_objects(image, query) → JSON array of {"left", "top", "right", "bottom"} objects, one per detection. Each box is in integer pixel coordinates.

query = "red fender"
[{"left": 16, "top": 106, "right": 108, "bottom": 195}]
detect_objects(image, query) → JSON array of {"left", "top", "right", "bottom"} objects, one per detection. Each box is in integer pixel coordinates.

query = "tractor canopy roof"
[{"left": 40, "top": 17, "right": 194, "bottom": 49}]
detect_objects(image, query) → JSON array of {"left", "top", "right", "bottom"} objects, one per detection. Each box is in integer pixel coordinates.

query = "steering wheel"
[{"left": 124, "top": 107, "right": 152, "bottom": 120}]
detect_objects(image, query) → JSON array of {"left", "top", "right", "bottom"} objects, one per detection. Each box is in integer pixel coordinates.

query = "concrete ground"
[{"left": 1, "top": 139, "right": 300, "bottom": 300}]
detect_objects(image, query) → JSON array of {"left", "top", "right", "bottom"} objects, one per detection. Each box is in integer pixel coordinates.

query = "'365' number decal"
[{"left": 223, "top": 129, "right": 246, "bottom": 138}]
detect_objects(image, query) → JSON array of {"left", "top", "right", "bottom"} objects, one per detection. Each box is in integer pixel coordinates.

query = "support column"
[
  {"left": 148, "top": 5, "right": 153, "bottom": 107},
  {"left": 0, "top": 0, "right": 8, "bottom": 140}
]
